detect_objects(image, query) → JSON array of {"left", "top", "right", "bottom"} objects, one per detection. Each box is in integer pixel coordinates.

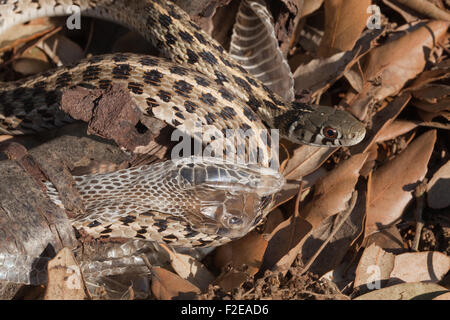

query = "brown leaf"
[
  {"left": 262, "top": 152, "right": 366, "bottom": 275},
  {"left": 213, "top": 231, "right": 268, "bottom": 276},
  {"left": 160, "top": 244, "right": 215, "bottom": 292},
  {"left": 394, "top": 0, "right": 450, "bottom": 21},
  {"left": 412, "top": 97, "right": 450, "bottom": 113},
  {"left": 294, "top": 27, "right": 384, "bottom": 93},
  {"left": 13, "top": 47, "right": 51, "bottom": 75},
  {"left": 364, "top": 225, "right": 405, "bottom": 252},
  {"left": 375, "top": 120, "right": 418, "bottom": 144},
  {"left": 433, "top": 292, "right": 450, "bottom": 300},
  {"left": 300, "top": 153, "right": 368, "bottom": 227},
  {"left": 427, "top": 160, "right": 450, "bottom": 209},
  {"left": 41, "top": 34, "right": 85, "bottom": 66},
  {"left": 382, "top": 0, "right": 418, "bottom": 23},
  {"left": 366, "top": 130, "right": 437, "bottom": 236},
  {"left": 151, "top": 267, "right": 200, "bottom": 300},
  {"left": 354, "top": 282, "right": 449, "bottom": 300},
  {"left": 294, "top": 50, "right": 348, "bottom": 92},
  {"left": 350, "top": 93, "right": 411, "bottom": 154},
  {"left": 412, "top": 84, "right": 450, "bottom": 103},
  {"left": 348, "top": 21, "right": 449, "bottom": 119},
  {"left": 407, "top": 59, "right": 450, "bottom": 90},
  {"left": 296, "top": 183, "right": 365, "bottom": 276},
  {"left": 354, "top": 243, "right": 395, "bottom": 293},
  {"left": 301, "top": 0, "right": 324, "bottom": 17},
  {"left": 262, "top": 215, "right": 313, "bottom": 274},
  {"left": 318, "top": 0, "right": 371, "bottom": 57},
  {"left": 44, "top": 248, "right": 89, "bottom": 300},
  {"left": 388, "top": 251, "right": 450, "bottom": 285},
  {"left": 214, "top": 269, "right": 250, "bottom": 293},
  {"left": 282, "top": 145, "right": 336, "bottom": 180}
]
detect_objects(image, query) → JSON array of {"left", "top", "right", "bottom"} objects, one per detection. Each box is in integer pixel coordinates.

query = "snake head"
[
  {"left": 186, "top": 158, "right": 285, "bottom": 239},
  {"left": 285, "top": 105, "right": 366, "bottom": 147},
  {"left": 196, "top": 190, "right": 273, "bottom": 240}
]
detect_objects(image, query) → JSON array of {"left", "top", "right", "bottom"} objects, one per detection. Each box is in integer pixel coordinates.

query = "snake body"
[{"left": 0, "top": 0, "right": 366, "bottom": 247}]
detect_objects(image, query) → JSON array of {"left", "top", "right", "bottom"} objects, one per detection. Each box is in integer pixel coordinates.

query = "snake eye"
[
  {"left": 323, "top": 126, "right": 338, "bottom": 139},
  {"left": 222, "top": 215, "right": 244, "bottom": 229},
  {"left": 228, "top": 217, "right": 242, "bottom": 225}
]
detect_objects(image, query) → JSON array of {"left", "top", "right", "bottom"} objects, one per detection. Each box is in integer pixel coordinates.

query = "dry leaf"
[
  {"left": 301, "top": 0, "right": 324, "bottom": 17},
  {"left": 366, "top": 130, "right": 437, "bottom": 236},
  {"left": 388, "top": 251, "right": 450, "bottom": 285},
  {"left": 213, "top": 231, "right": 268, "bottom": 277},
  {"left": 13, "top": 47, "right": 51, "bottom": 75},
  {"left": 151, "top": 267, "right": 200, "bottom": 300},
  {"left": 294, "top": 28, "right": 383, "bottom": 94},
  {"left": 214, "top": 269, "right": 250, "bottom": 293},
  {"left": 354, "top": 243, "right": 395, "bottom": 292},
  {"left": 382, "top": 0, "right": 418, "bottom": 23},
  {"left": 297, "top": 183, "right": 365, "bottom": 276},
  {"left": 263, "top": 215, "right": 312, "bottom": 274},
  {"left": 364, "top": 225, "right": 405, "bottom": 252},
  {"left": 300, "top": 153, "right": 368, "bottom": 227},
  {"left": 412, "top": 84, "right": 450, "bottom": 103},
  {"left": 394, "top": 0, "right": 450, "bottom": 21},
  {"left": 413, "top": 97, "right": 450, "bottom": 113},
  {"left": 350, "top": 93, "right": 411, "bottom": 154},
  {"left": 348, "top": 21, "right": 449, "bottom": 119},
  {"left": 354, "top": 282, "right": 449, "bottom": 300},
  {"left": 282, "top": 145, "right": 336, "bottom": 180},
  {"left": 408, "top": 59, "right": 450, "bottom": 90},
  {"left": 294, "top": 51, "right": 346, "bottom": 92},
  {"left": 264, "top": 155, "right": 365, "bottom": 276},
  {"left": 41, "top": 34, "right": 85, "bottom": 66},
  {"left": 161, "top": 245, "right": 215, "bottom": 292},
  {"left": 44, "top": 248, "right": 89, "bottom": 300},
  {"left": 318, "top": 0, "right": 371, "bottom": 57},
  {"left": 427, "top": 160, "right": 450, "bottom": 209},
  {"left": 375, "top": 120, "right": 418, "bottom": 144},
  {"left": 433, "top": 292, "right": 450, "bottom": 300}
]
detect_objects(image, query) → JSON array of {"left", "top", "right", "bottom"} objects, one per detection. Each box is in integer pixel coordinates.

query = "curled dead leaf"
[
  {"left": 388, "top": 251, "right": 450, "bottom": 285},
  {"left": 348, "top": 21, "right": 449, "bottom": 119},
  {"left": 160, "top": 244, "right": 215, "bottom": 292},
  {"left": 151, "top": 267, "right": 200, "bottom": 300},
  {"left": 366, "top": 130, "right": 437, "bottom": 236},
  {"left": 300, "top": 153, "right": 368, "bottom": 227},
  {"left": 318, "top": 0, "right": 371, "bottom": 57}
]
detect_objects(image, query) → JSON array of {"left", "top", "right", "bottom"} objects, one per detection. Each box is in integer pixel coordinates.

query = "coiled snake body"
[{"left": 0, "top": 0, "right": 366, "bottom": 247}]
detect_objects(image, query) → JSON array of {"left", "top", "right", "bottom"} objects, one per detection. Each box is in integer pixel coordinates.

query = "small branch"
[{"left": 411, "top": 180, "right": 427, "bottom": 251}]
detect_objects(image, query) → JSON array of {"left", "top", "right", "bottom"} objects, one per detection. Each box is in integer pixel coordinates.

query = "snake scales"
[{"left": 0, "top": 0, "right": 366, "bottom": 249}]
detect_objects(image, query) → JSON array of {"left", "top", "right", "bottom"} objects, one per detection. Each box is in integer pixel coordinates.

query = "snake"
[{"left": 0, "top": 0, "right": 366, "bottom": 250}]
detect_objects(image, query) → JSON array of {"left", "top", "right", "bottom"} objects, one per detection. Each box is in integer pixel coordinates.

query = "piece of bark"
[
  {"left": 60, "top": 84, "right": 161, "bottom": 153},
  {"left": 0, "top": 160, "right": 77, "bottom": 266}
]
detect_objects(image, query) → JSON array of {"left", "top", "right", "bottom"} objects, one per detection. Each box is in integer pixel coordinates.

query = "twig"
[
  {"left": 411, "top": 179, "right": 427, "bottom": 251},
  {"left": 140, "top": 253, "right": 153, "bottom": 272},
  {"left": 0, "top": 26, "right": 63, "bottom": 68}
]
